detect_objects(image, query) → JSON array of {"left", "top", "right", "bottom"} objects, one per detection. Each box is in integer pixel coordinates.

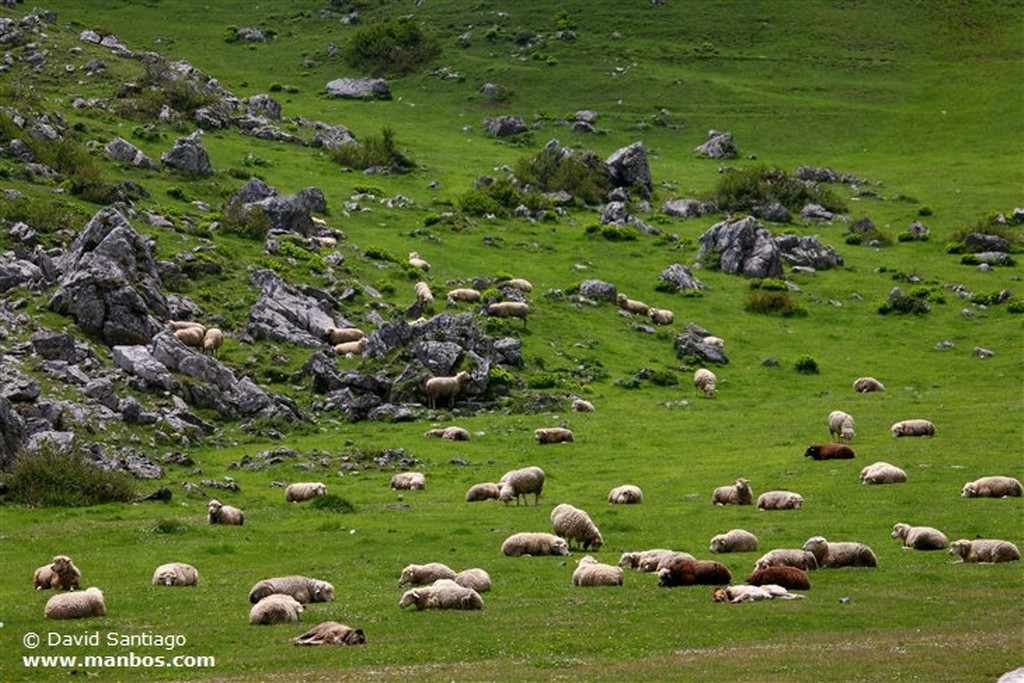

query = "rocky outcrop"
[
  {"left": 662, "top": 198, "right": 716, "bottom": 218},
  {"left": 694, "top": 130, "right": 738, "bottom": 159},
  {"left": 674, "top": 323, "right": 729, "bottom": 365},
  {"left": 483, "top": 115, "right": 528, "bottom": 137},
  {"left": 246, "top": 269, "right": 351, "bottom": 347},
  {"left": 698, "top": 216, "right": 782, "bottom": 279},
  {"left": 104, "top": 137, "right": 158, "bottom": 170},
  {"left": 579, "top": 280, "right": 617, "bottom": 303},
  {"left": 606, "top": 141, "right": 651, "bottom": 197},
  {"left": 325, "top": 77, "right": 390, "bottom": 99},
  {"left": 0, "top": 395, "right": 25, "bottom": 468},
  {"left": 161, "top": 130, "right": 213, "bottom": 176},
  {"left": 227, "top": 178, "right": 325, "bottom": 235},
  {"left": 659, "top": 264, "right": 706, "bottom": 292},
  {"left": 775, "top": 234, "right": 843, "bottom": 271}
]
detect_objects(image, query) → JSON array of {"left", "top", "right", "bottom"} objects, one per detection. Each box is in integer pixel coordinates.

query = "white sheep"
[
  {"left": 152, "top": 562, "right": 198, "bottom": 587},
  {"left": 534, "top": 427, "right": 574, "bottom": 444},
  {"left": 487, "top": 301, "right": 530, "bottom": 327},
  {"left": 608, "top": 484, "right": 643, "bottom": 505},
  {"left": 828, "top": 410, "right": 855, "bottom": 442},
  {"left": 390, "top": 472, "right": 426, "bottom": 491},
  {"left": 425, "top": 371, "right": 470, "bottom": 409},
  {"left": 712, "top": 584, "right": 805, "bottom": 603},
  {"left": 447, "top": 288, "right": 481, "bottom": 304},
  {"left": 571, "top": 398, "right": 595, "bottom": 412},
  {"left": 414, "top": 280, "right": 434, "bottom": 308},
  {"left": 890, "top": 419, "right": 935, "bottom": 437},
  {"left": 497, "top": 466, "right": 545, "bottom": 506},
  {"left": 44, "top": 587, "right": 106, "bottom": 619},
  {"left": 756, "top": 490, "right": 803, "bottom": 510},
  {"left": 949, "top": 539, "right": 1021, "bottom": 563},
  {"left": 501, "top": 532, "right": 570, "bottom": 557},
  {"left": 334, "top": 337, "right": 368, "bottom": 356},
  {"left": 648, "top": 307, "right": 674, "bottom": 325},
  {"left": 326, "top": 327, "right": 365, "bottom": 345},
  {"left": 504, "top": 278, "right": 533, "bottom": 292},
  {"left": 285, "top": 482, "right": 327, "bottom": 503},
  {"left": 398, "top": 562, "right": 457, "bottom": 587},
  {"left": 174, "top": 326, "right": 204, "bottom": 349},
  {"left": 961, "top": 475, "right": 1022, "bottom": 498},
  {"left": 753, "top": 549, "right": 819, "bottom": 571},
  {"left": 408, "top": 251, "right": 431, "bottom": 272},
  {"left": 453, "top": 568, "right": 492, "bottom": 593},
  {"left": 202, "top": 328, "right": 224, "bottom": 356},
  {"left": 859, "top": 461, "right": 907, "bottom": 485},
  {"left": 709, "top": 529, "right": 759, "bottom": 553},
  {"left": 551, "top": 503, "right": 604, "bottom": 551},
  {"left": 693, "top": 368, "right": 717, "bottom": 398},
  {"left": 293, "top": 621, "right": 366, "bottom": 646},
  {"left": 33, "top": 554, "right": 81, "bottom": 591},
  {"left": 852, "top": 376, "right": 885, "bottom": 393},
  {"left": 572, "top": 555, "right": 623, "bottom": 587},
  {"left": 248, "top": 576, "right": 336, "bottom": 604},
  {"left": 802, "top": 536, "right": 877, "bottom": 568},
  {"left": 250, "top": 594, "right": 304, "bottom": 625},
  {"left": 207, "top": 499, "right": 244, "bottom": 525},
  {"left": 424, "top": 426, "right": 471, "bottom": 441},
  {"left": 890, "top": 523, "right": 948, "bottom": 550},
  {"left": 712, "top": 478, "right": 752, "bottom": 505},
  {"left": 399, "top": 578, "right": 483, "bottom": 610},
  {"left": 616, "top": 293, "right": 650, "bottom": 315},
  {"left": 702, "top": 335, "right": 725, "bottom": 348},
  {"left": 167, "top": 320, "right": 205, "bottom": 333},
  {"left": 465, "top": 482, "right": 500, "bottom": 502}
]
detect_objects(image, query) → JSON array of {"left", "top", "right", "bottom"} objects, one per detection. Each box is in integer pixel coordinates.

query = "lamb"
[
  {"left": 754, "top": 549, "right": 819, "bottom": 572},
  {"left": 712, "top": 584, "right": 805, "bottom": 603},
  {"left": 447, "top": 288, "right": 481, "bottom": 304},
  {"left": 746, "top": 565, "right": 811, "bottom": 590},
  {"left": 618, "top": 549, "right": 683, "bottom": 572},
  {"left": 616, "top": 293, "right": 650, "bottom": 316},
  {"left": 293, "top": 621, "right": 366, "bottom": 646},
  {"left": 571, "top": 398, "right": 595, "bottom": 413},
  {"left": 248, "top": 575, "right": 336, "bottom": 604},
  {"left": 709, "top": 529, "right": 758, "bottom": 553},
  {"left": 424, "top": 426, "right": 471, "bottom": 441},
  {"left": 173, "top": 326, "right": 204, "bottom": 349},
  {"left": 961, "top": 475, "right": 1023, "bottom": 498},
  {"left": 828, "top": 410, "right": 855, "bottom": 442},
  {"left": 802, "top": 536, "right": 877, "bottom": 568},
  {"left": 33, "top": 554, "right": 81, "bottom": 591},
  {"left": 534, "top": 427, "right": 574, "bottom": 444},
  {"left": 326, "top": 327, "right": 365, "bottom": 345},
  {"left": 399, "top": 579, "right": 483, "bottom": 610},
  {"left": 859, "top": 461, "right": 907, "bottom": 485},
  {"left": 648, "top": 307, "right": 674, "bottom": 325},
  {"left": 804, "top": 444, "right": 855, "bottom": 460},
  {"left": 465, "top": 482, "right": 500, "bottom": 502},
  {"left": 853, "top": 376, "right": 885, "bottom": 393},
  {"left": 202, "top": 327, "right": 224, "bottom": 356},
  {"left": 152, "top": 562, "right": 199, "bottom": 587},
  {"left": 454, "top": 568, "right": 492, "bottom": 593},
  {"left": 890, "top": 523, "right": 948, "bottom": 550},
  {"left": 497, "top": 466, "right": 545, "bottom": 506},
  {"left": 756, "top": 490, "right": 803, "bottom": 510},
  {"left": 390, "top": 472, "right": 426, "bottom": 491},
  {"left": 693, "top": 368, "right": 717, "bottom": 398},
  {"left": 207, "top": 499, "right": 244, "bottom": 526},
  {"left": 608, "top": 484, "right": 644, "bottom": 504},
  {"left": 657, "top": 559, "right": 732, "bottom": 587},
  {"left": 501, "top": 532, "right": 570, "bottom": 557},
  {"left": 408, "top": 251, "right": 431, "bottom": 272},
  {"left": 250, "top": 594, "right": 305, "bottom": 625},
  {"left": 487, "top": 301, "right": 530, "bottom": 327},
  {"left": 334, "top": 337, "right": 368, "bottom": 356},
  {"left": 550, "top": 503, "right": 604, "bottom": 551},
  {"left": 503, "top": 277, "right": 533, "bottom": 292},
  {"left": 398, "top": 562, "right": 457, "bottom": 587},
  {"left": 285, "top": 482, "right": 327, "bottom": 503},
  {"left": 712, "top": 478, "right": 752, "bottom": 505},
  {"left": 890, "top": 419, "right": 935, "bottom": 437},
  {"left": 44, "top": 587, "right": 106, "bottom": 619},
  {"left": 572, "top": 555, "right": 624, "bottom": 586},
  {"left": 949, "top": 539, "right": 1020, "bottom": 563},
  {"left": 414, "top": 280, "right": 434, "bottom": 308},
  {"left": 425, "top": 370, "right": 470, "bottom": 409}
]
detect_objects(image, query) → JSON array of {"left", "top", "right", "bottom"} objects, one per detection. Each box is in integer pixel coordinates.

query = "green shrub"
[
  {"left": 310, "top": 494, "right": 356, "bottom": 514},
  {"left": 701, "top": 250, "right": 723, "bottom": 271},
  {"left": 5, "top": 446, "right": 136, "bottom": 507},
  {"left": 329, "top": 127, "right": 415, "bottom": 171},
  {"left": 749, "top": 278, "right": 788, "bottom": 291},
  {"left": 794, "top": 355, "right": 820, "bottom": 374},
  {"left": 878, "top": 288, "right": 931, "bottom": 315},
  {"left": 527, "top": 374, "right": 560, "bottom": 389},
  {"left": 709, "top": 166, "right": 847, "bottom": 214},
  {"left": 0, "top": 195, "right": 87, "bottom": 235},
  {"left": 649, "top": 370, "right": 679, "bottom": 387},
  {"left": 897, "top": 231, "right": 930, "bottom": 242},
  {"left": 744, "top": 290, "right": 807, "bottom": 317},
  {"left": 152, "top": 519, "right": 191, "bottom": 534},
  {"left": 343, "top": 18, "right": 440, "bottom": 77},
  {"left": 364, "top": 246, "right": 399, "bottom": 263},
  {"left": 488, "top": 365, "right": 518, "bottom": 388},
  {"left": 219, "top": 202, "right": 270, "bottom": 240},
  {"left": 514, "top": 145, "right": 609, "bottom": 205},
  {"left": 584, "top": 224, "right": 639, "bottom": 241},
  {"left": 1006, "top": 298, "right": 1024, "bottom": 313},
  {"left": 458, "top": 178, "right": 542, "bottom": 218}
]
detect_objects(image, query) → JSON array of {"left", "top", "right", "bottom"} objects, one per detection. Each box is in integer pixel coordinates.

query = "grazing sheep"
[
  {"left": 44, "top": 587, "right": 106, "bottom": 619},
  {"left": 804, "top": 443, "right": 855, "bottom": 460},
  {"left": 465, "top": 482, "right": 500, "bottom": 502},
  {"left": 390, "top": 472, "right": 426, "bottom": 491},
  {"left": 961, "top": 476, "right": 1023, "bottom": 498},
  {"left": 501, "top": 532, "right": 569, "bottom": 557},
  {"left": 424, "top": 426, "right": 471, "bottom": 441},
  {"left": 802, "top": 536, "right": 877, "bottom": 568},
  {"left": 152, "top": 562, "right": 199, "bottom": 587},
  {"left": 618, "top": 549, "right": 682, "bottom": 572},
  {"left": 534, "top": 427, "right": 574, "bottom": 444},
  {"left": 712, "top": 478, "right": 752, "bottom": 506},
  {"left": 754, "top": 549, "right": 819, "bottom": 572},
  {"left": 248, "top": 576, "right": 336, "bottom": 604},
  {"left": 174, "top": 326, "right": 204, "bottom": 349},
  {"left": 890, "top": 523, "right": 948, "bottom": 550},
  {"left": 712, "top": 584, "right": 806, "bottom": 603},
  {"left": 616, "top": 293, "right": 650, "bottom": 316},
  {"left": 756, "top": 490, "right": 803, "bottom": 510},
  {"left": 571, "top": 398, "right": 595, "bottom": 412},
  {"left": 207, "top": 499, "right": 244, "bottom": 526},
  {"left": 498, "top": 466, "right": 545, "bottom": 506},
  {"left": 167, "top": 320, "right": 205, "bottom": 333},
  {"left": 853, "top": 376, "right": 885, "bottom": 393},
  {"left": 709, "top": 529, "right": 759, "bottom": 554},
  {"left": 285, "top": 482, "right": 327, "bottom": 503},
  {"left": 202, "top": 327, "right": 224, "bottom": 356},
  {"left": 890, "top": 419, "right": 935, "bottom": 437},
  {"left": 746, "top": 565, "right": 811, "bottom": 590},
  {"left": 859, "top": 461, "right": 907, "bottom": 485},
  {"left": 447, "top": 288, "right": 482, "bottom": 304},
  {"left": 949, "top": 539, "right": 1020, "bottom": 564},
  {"left": 408, "top": 251, "right": 431, "bottom": 272},
  {"left": 293, "top": 621, "right": 366, "bottom": 646},
  {"left": 454, "top": 568, "right": 492, "bottom": 593},
  {"left": 551, "top": 503, "right": 604, "bottom": 551},
  {"left": 425, "top": 371, "right": 471, "bottom": 409},
  {"left": 398, "top": 563, "right": 457, "bottom": 587},
  {"left": 414, "top": 281, "right": 434, "bottom": 308},
  {"left": 702, "top": 335, "right": 725, "bottom": 348},
  {"left": 608, "top": 484, "right": 644, "bottom": 505},
  {"left": 572, "top": 555, "right": 623, "bottom": 587},
  {"left": 399, "top": 579, "right": 483, "bottom": 611},
  {"left": 504, "top": 278, "right": 533, "bottom": 292},
  {"left": 487, "top": 301, "right": 530, "bottom": 327},
  {"left": 658, "top": 559, "right": 732, "bottom": 587},
  {"left": 693, "top": 368, "right": 717, "bottom": 398},
  {"left": 326, "top": 327, "right": 365, "bottom": 345},
  {"left": 250, "top": 594, "right": 304, "bottom": 625},
  {"left": 334, "top": 337, "right": 368, "bottom": 356},
  {"left": 648, "top": 307, "right": 674, "bottom": 325},
  {"left": 828, "top": 410, "right": 855, "bottom": 442},
  {"left": 33, "top": 555, "right": 81, "bottom": 591}
]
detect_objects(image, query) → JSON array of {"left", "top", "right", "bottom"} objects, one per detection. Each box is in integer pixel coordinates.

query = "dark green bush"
[
  {"left": 5, "top": 447, "right": 136, "bottom": 507},
  {"left": 0, "top": 194, "right": 87, "bottom": 235},
  {"left": 744, "top": 290, "right": 807, "bottom": 317},
  {"left": 878, "top": 289, "right": 931, "bottom": 315},
  {"left": 1007, "top": 299, "right": 1024, "bottom": 313},
  {"left": 219, "top": 202, "right": 270, "bottom": 240},
  {"left": 329, "top": 127, "right": 415, "bottom": 171},
  {"left": 649, "top": 370, "right": 679, "bottom": 387},
  {"left": 794, "top": 355, "right": 820, "bottom": 374},
  {"left": 458, "top": 178, "right": 543, "bottom": 218},
  {"left": 364, "top": 246, "right": 399, "bottom": 263},
  {"left": 584, "top": 224, "right": 639, "bottom": 241},
  {"left": 152, "top": 519, "right": 191, "bottom": 534},
  {"left": 709, "top": 166, "right": 847, "bottom": 214},
  {"left": 527, "top": 374, "right": 560, "bottom": 389},
  {"left": 749, "top": 278, "right": 788, "bottom": 291},
  {"left": 514, "top": 145, "right": 609, "bottom": 205},
  {"left": 343, "top": 18, "right": 440, "bottom": 76},
  {"left": 310, "top": 494, "right": 356, "bottom": 514}
]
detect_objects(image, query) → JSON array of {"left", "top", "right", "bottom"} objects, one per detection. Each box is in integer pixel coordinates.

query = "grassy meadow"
[{"left": 1, "top": 1, "right": 1022, "bottom": 681}]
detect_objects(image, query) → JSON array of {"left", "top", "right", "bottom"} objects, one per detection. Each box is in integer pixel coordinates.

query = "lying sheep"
[
  {"left": 408, "top": 252, "right": 431, "bottom": 272},
  {"left": 487, "top": 301, "right": 530, "bottom": 327},
  {"left": 390, "top": 472, "right": 426, "bottom": 491},
  {"left": 616, "top": 293, "right": 650, "bottom": 316},
  {"left": 33, "top": 555, "right": 81, "bottom": 591},
  {"left": 425, "top": 371, "right": 470, "bottom": 409},
  {"left": 447, "top": 288, "right": 481, "bottom": 304},
  {"left": 649, "top": 307, "right": 674, "bottom": 325},
  {"left": 709, "top": 529, "right": 758, "bottom": 553},
  {"left": 498, "top": 466, "right": 545, "bottom": 506},
  {"left": 399, "top": 579, "right": 483, "bottom": 610},
  {"left": 207, "top": 499, "right": 244, "bottom": 526},
  {"left": 534, "top": 427, "right": 574, "bottom": 444},
  {"left": 618, "top": 549, "right": 681, "bottom": 572},
  {"left": 174, "top": 326, "right": 204, "bottom": 349},
  {"left": 248, "top": 576, "right": 336, "bottom": 604},
  {"left": 285, "top": 482, "right": 327, "bottom": 503},
  {"left": 504, "top": 278, "right": 533, "bottom": 292},
  {"left": 702, "top": 335, "right": 725, "bottom": 348},
  {"left": 693, "top": 368, "right": 717, "bottom": 398},
  {"left": 746, "top": 565, "right": 811, "bottom": 590},
  {"left": 802, "top": 536, "right": 877, "bottom": 568},
  {"left": 646, "top": 551, "right": 697, "bottom": 573},
  {"left": 334, "top": 337, "right": 368, "bottom": 356},
  {"left": 754, "top": 549, "right": 819, "bottom": 572},
  {"left": 756, "top": 490, "right": 804, "bottom": 511},
  {"left": 293, "top": 621, "right": 366, "bottom": 646},
  {"left": 712, "top": 584, "right": 805, "bottom": 603},
  {"left": 890, "top": 419, "right": 935, "bottom": 437},
  {"left": 465, "top": 482, "right": 500, "bottom": 502},
  {"left": 152, "top": 562, "right": 198, "bottom": 587},
  {"left": 571, "top": 398, "right": 595, "bottom": 413},
  {"left": 853, "top": 376, "right": 885, "bottom": 393},
  {"left": 326, "top": 327, "right": 365, "bottom": 345},
  {"left": 250, "top": 594, "right": 304, "bottom": 625},
  {"left": 804, "top": 444, "right": 855, "bottom": 460},
  {"left": 828, "top": 410, "right": 855, "bottom": 442},
  {"left": 414, "top": 281, "right": 434, "bottom": 308},
  {"left": 398, "top": 563, "right": 457, "bottom": 587},
  {"left": 501, "top": 532, "right": 569, "bottom": 557},
  {"left": 712, "top": 478, "right": 752, "bottom": 506},
  {"left": 658, "top": 559, "right": 732, "bottom": 588},
  {"left": 44, "top": 587, "right": 106, "bottom": 619},
  {"left": 572, "top": 555, "right": 623, "bottom": 587},
  {"left": 961, "top": 475, "right": 1023, "bottom": 498},
  {"left": 859, "top": 461, "right": 907, "bottom": 485},
  {"left": 454, "top": 568, "right": 491, "bottom": 593},
  {"left": 550, "top": 503, "right": 604, "bottom": 551},
  {"left": 890, "top": 523, "right": 948, "bottom": 550},
  {"left": 202, "top": 328, "right": 224, "bottom": 356},
  {"left": 424, "top": 426, "right": 471, "bottom": 441},
  {"left": 949, "top": 538, "right": 1020, "bottom": 563},
  {"left": 608, "top": 484, "right": 644, "bottom": 505}
]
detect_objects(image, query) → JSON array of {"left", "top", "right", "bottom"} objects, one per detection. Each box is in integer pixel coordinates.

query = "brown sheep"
[
  {"left": 804, "top": 444, "right": 855, "bottom": 460},
  {"left": 746, "top": 565, "right": 811, "bottom": 590},
  {"left": 293, "top": 621, "right": 366, "bottom": 646},
  {"left": 657, "top": 559, "right": 732, "bottom": 587},
  {"left": 33, "top": 555, "right": 81, "bottom": 591}
]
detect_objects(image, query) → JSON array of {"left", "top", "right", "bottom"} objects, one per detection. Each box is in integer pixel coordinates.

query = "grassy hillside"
[{"left": 1, "top": 1, "right": 1022, "bottom": 681}]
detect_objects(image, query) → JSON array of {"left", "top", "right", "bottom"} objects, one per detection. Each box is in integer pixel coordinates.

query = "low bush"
[
  {"left": 343, "top": 18, "right": 440, "bottom": 77},
  {"left": 794, "top": 355, "right": 820, "bottom": 374},
  {"left": 310, "top": 494, "right": 356, "bottom": 514},
  {"left": 4, "top": 446, "right": 136, "bottom": 507},
  {"left": 514, "top": 145, "right": 608, "bottom": 205},
  {"left": 329, "top": 127, "right": 415, "bottom": 171},
  {"left": 744, "top": 290, "right": 807, "bottom": 317},
  {"left": 709, "top": 166, "right": 847, "bottom": 214}
]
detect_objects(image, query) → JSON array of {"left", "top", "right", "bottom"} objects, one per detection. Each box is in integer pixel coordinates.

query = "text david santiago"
[{"left": 47, "top": 632, "right": 187, "bottom": 651}]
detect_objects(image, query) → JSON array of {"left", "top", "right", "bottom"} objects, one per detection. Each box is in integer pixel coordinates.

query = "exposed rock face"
[
  {"left": 659, "top": 264, "right": 706, "bottom": 291},
  {"left": 599, "top": 201, "right": 658, "bottom": 235},
  {"left": 698, "top": 216, "right": 782, "bottom": 279},
  {"left": 964, "top": 232, "right": 1011, "bottom": 253},
  {"left": 695, "top": 130, "right": 738, "bottom": 159},
  {"left": 775, "top": 234, "right": 843, "bottom": 270},
  {"left": 674, "top": 323, "right": 729, "bottom": 365},
  {"left": 246, "top": 269, "right": 351, "bottom": 347},
  {"left": 325, "top": 77, "right": 390, "bottom": 99},
  {"left": 605, "top": 141, "right": 651, "bottom": 197},
  {"left": 227, "top": 178, "right": 324, "bottom": 235},
  {"left": 579, "top": 280, "right": 617, "bottom": 303},
  {"left": 247, "top": 94, "right": 282, "bottom": 120},
  {"left": 662, "top": 198, "right": 716, "bottom": 218},
  {"left": 0, "top": 257, "right": 46, "bottom": 293},
  {"left": 104, "top": 137, "right": 158, "bottom": 170},
  {"left": 0, "top": 395, "right": 25, "bottom": 468},
  {"left": 161, "top": 130, "right": 213, "bottom": 176},
  {"left": 483, "top": 115, "right": 528, "bottom": 137}
]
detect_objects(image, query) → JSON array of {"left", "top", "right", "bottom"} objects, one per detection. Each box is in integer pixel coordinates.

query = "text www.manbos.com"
[{"left": 24, "top": 653, "right": 216, "bottom": 669}]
